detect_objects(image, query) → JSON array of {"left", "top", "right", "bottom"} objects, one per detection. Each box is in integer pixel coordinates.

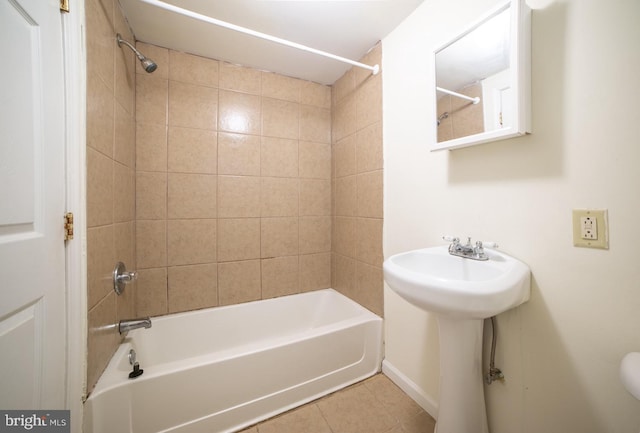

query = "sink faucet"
[
  {"left": 118, "top": 317, "right": 152, "bottom": 334},
  {"left": 443, "top": 236, "right": 498, "bottom": 261}
]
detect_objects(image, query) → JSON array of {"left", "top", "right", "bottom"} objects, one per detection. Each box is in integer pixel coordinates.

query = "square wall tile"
[
  {"left": 333, "top": 135, "right": 356, "bottom": 178},
  {"left": 114, "top": 222, "right": 135, "bottom": 273},
  {"left": 356, "top": 262, "right": 384, "bottom": 316},
  {"left": 333, "top": 217, "right": 356, "bottom": 258},
  {"left": 261, "top": 137, "right": 298, "bottom": 178},
  {"left": 332, "top": 68, "right": 355, "bottom": 105},
  {"left": 87, "top": 147, "right": 113, "bottom": 227},
  {"left": 87, "top": 76, "right": 115, "bottom": 158},
  {"left": 300, "top": 105, "right": 331, "bottom": 144},
  {"left": 113, "top": 162, "right": 135, "bottom": 223},
  {"left": 167, "top": 173, "right": 216, "bottom": 219},
  {"left": 168, "top": 81, "right": 217, "bottom": 130},
  {"left": 335, "top": 176, "right": 357, "bottom": 217},
  {"left": 136, "top": 220, "right": 167, "bottom": 269},
  {"left": 136, "top": 123, "right": 167, "bottom": 172},
  {"left": 356, "top": 121, "right": 383, "bottom": 173},
  {"left": 218, "top": 260, "right": 261, "bottom": 305},
  {"left": 217, "top": 133, "right": 260, "bottom": 176},
  {"left": 168, "top": 263, "right": 218, "bottom": 313},
  {"left": 262, "top": 98, "right": 299, "bottom": 139},
  {"left": 301, "top": 81, "right": 331, "bottom": 109},
  {"left": 356, "top": 217, "right": 383, "bottom": 267},
  {"left": 87, "top": 225, "right": 115, "bottom": 310},
  {"left": 217, "top": 218, "right": 261, "bottom": 262},
  {"left": 167, "top": 219, "right": 217, "bottom": 265},
  {"left": 217, "top": 175, "right": 261, "bottom": 218},
  {"left": 261, "top": 256, "right": 299, "bottom": 299},
  {"left": 262, "top": 72, "right": 300, "bottom": 102},
  {"left": 300, "top": 253, "right": 331, "bottom": 292},
  {"left": 218, "top": 90, "right": 261, "bottom": 135},
  {"left": 135, "top": 267, "right": 168, "bottom": 317},
  {"left": 114, "top": 102, "right": 135, "bottom": 168},
  {"left": 332, "top": 95, "right": 356, "bottom": 143},
  {"left": 299, "top": 179, "right": 331, "bottom": 216},
  {"left": 136, "top": 171, "right": 167, "bottom": 220},
  {"left": 261, "top": 217, "right": 299, "bottom": 258},
  {"left": 219, "top": 62, "right": 261, "bottom": 94},
  {"left": 261, "top": 177, "right": 299, "bottom": 217},
  {"left": 357, "top": 170, "right": 383, "bottom": 218},
  {"left": 136, "top": 73, "right": 168, "bottom": 126},
  {"left": 299, "top": 141, "right": 330, "bottom": 180},
  {"left": 85, "top": 0, "right": 115, "bottom": 93},
  {"left": 332, "top": 254, "right": 357, "bottom": 302},
  {"left": 299, "top": 216, "right": 331, "bottom": 254},
  {"left": 168, "top": 127, "right": 217, "bottom": 174},
  {"left": 356, "top": 74, "right": 383, "bottom": 130},
  {"left": 169, "top": 50, "right": 219, "bottom": 87}
]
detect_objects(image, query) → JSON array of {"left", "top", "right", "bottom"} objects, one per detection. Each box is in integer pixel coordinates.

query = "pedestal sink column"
[{"left": 436, "top": 317, "right": 488, "bottom": 433}]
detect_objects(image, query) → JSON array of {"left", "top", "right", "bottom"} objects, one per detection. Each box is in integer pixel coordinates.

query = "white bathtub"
[{"left": 84, "top": 289, "right": 383, "bottom": 433}]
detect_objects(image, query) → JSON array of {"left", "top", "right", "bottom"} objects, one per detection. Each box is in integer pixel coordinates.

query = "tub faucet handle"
[{"left": 113, "top": 262, "right": 137, "bottom": 295}]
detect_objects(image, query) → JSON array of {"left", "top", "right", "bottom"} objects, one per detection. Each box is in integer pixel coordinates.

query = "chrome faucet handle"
[
  {"left": 442, "top": 236, "right": 460, "bottom": 244},
  {"left": 113, "top": 262, "right": 138, "bottom": 295},
  {"left": 477, "top": 241, "right": 499, "bottom": 249}
]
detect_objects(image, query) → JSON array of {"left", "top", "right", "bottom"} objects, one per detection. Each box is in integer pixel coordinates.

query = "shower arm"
[
  {"left": 136, "top": 0, "right": 380, "bottom": 76},
  {"left": 116, "top": 34, "right": 146, "bottom": 61}
]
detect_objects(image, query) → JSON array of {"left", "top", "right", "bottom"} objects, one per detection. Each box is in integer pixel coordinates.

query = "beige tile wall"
[
  {"left": 135, "top": 45, "right": 333, "bottom": 317},
  {"left": 85, "top": 18, "right": 383, "bottom": 391},
  {"left": 331, "top": 44, "right": 384, "bottom": 316},
  {"left": 85, "top": 0, "right": 136, "bottom": 392}
]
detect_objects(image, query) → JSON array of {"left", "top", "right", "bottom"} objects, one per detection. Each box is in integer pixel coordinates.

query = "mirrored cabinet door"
[{"left": 431, "top": 0, "right": 531, "bottom": 151}]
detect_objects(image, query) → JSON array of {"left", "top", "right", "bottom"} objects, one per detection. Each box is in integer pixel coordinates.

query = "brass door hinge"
[
  {"left": 64, "top": 212, "right": 74, "bottom": 241},
  {"left": 60, "top": 0, "right": 69, "bottom": 13}
]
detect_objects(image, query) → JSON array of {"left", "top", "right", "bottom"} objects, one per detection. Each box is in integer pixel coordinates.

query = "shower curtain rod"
[
  {"left": 137, "top": 0, "right": 380, "bottom": 75},
  {"left": 436, "top": 86, "right": 480, "bottom": 104}
]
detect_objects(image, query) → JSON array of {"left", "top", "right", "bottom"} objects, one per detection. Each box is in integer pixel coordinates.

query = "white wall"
[{"left": 382, "top": 0, "right": 640, "bottom": 431}]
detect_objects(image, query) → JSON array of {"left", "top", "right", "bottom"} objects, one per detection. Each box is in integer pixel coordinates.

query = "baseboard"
[{"left": 382, "top": 359, "right": 439, "bottom": 420}]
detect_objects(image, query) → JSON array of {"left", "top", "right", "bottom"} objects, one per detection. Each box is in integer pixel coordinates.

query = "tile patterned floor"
[{"left": 239, "top": 374, "right": 436, "bottom": 433}]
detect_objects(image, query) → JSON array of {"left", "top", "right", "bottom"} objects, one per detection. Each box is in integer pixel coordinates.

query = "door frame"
[{"left": 61, "top": 2, "right": 87, "bottom": 431}]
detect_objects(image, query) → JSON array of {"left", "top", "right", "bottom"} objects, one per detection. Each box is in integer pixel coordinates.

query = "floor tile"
[{"left": 244, "top": 374, "right": 436, "bottom": 433}]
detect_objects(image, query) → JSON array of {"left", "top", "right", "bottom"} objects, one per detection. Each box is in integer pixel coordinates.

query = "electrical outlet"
[
  {"left": 572, "top": 209, "right": 608, "bottom": 249},
  {"left": 580, "top": 216, "right": 597, "bottom": 239}
]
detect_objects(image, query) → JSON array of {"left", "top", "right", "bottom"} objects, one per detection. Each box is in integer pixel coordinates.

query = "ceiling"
[{"left": 119, "top": 0, "right": 425, "bottom": 85}]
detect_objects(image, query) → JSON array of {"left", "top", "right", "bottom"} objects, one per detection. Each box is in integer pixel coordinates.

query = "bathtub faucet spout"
[{"left": 119, "top": 317, "right": 152, "bottom": 334}]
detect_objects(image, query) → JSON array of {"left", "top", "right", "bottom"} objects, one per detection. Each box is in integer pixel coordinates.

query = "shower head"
[
  {"left": 116, "top": 34, "right": 157, "bottom": 73},
  {"left": 437, "top": 112, "right": 449, "bottom": 126}
]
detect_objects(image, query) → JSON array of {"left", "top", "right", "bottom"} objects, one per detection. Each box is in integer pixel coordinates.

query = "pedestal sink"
[{"left": 383, "top": 244, "right": 531, "bottom": 433}]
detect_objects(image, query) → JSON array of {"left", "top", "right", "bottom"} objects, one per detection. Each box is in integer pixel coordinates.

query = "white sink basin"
[
  {"left": 620, "top": 352, "right": 640, "bottom": 400},
  {"left": 383, "top": 245, "right": 531, "bottom": 319},
  {"left": 383, "top": 243, "right": 531, "bottom": 433}
]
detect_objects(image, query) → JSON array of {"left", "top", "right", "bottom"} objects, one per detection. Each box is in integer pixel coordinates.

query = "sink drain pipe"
[{"left": 485, "top": 316, "right": 504, "bottom": 385}]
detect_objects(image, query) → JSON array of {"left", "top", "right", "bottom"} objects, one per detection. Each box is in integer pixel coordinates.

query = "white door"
[{"left": 0, "top": 0, "right": 67, "bottom": 409}]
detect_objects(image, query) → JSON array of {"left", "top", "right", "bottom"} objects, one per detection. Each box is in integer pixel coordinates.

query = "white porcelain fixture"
[
  {"left": 383, "top": 245, "right": 530, "bottom": 319},
  {"left": 383, "top": 244, "right": 531, "bottom": 433},
  {"left": 84, "top": 289, "right": 382, "bottom": 433},
  {"left": 620, "top": 352, "right": 640, "bottom": 400}
]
